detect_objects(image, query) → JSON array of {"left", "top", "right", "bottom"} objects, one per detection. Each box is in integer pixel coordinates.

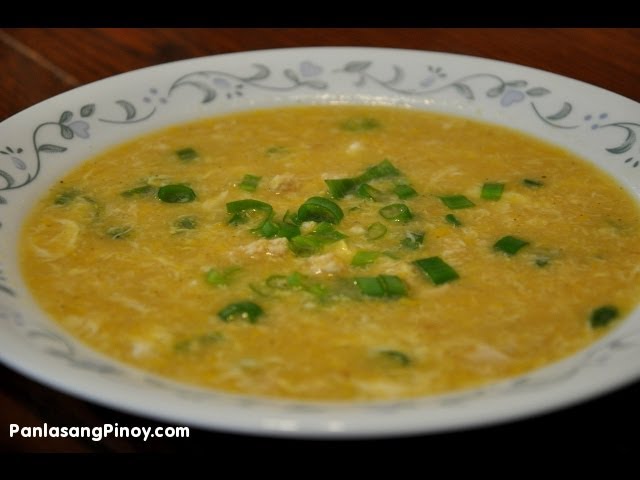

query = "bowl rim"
[{"left": 2, "top": 46, "right": 640, "bottom": 438}]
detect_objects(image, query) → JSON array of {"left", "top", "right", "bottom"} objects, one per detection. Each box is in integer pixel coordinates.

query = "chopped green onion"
[
  {"left": 174, "top": 215, "right": 197, "bottom": 230},
  {"left": 288, "top": 223, "right": 346, "bottom": 256},
  {"left": 266, "top": 275, "right": 290, "bottom": 289},
  {"left": 256, "top": 214, "right": 279, "bottom": 238},
  {"left": 378, "top": 275, "right": 408, "bottom": 297},
  {"left": 378, "top": 349, "right": 411, "bottom": 366},
  {"left": 394, "top": 184, "right": 417, "bottom": 199},
  {"left": 275, "top": 222, "right": 301, "bottom": 239},
  {"left": 107, "top": 225, "right": 133, "bottom": 240},
  {"left": 445, "top": 214, "right": 462, "bottom": 227},
  {"left": 226, "top": 199, "right": 272, "bottom": 215},
  {"left": 305, "top": 283, "right": 331, "bottom": 302},
  {"left": 158, "top": 184, "right": 196, "bottom": 203},
  {"left": 439, "top": 195, "right": 475, "bottom": 210},
  {"left": 288, "top": 235, "right": 324, "bottom": 257},
  {"left": 535, "top": 257, "right": 550, "bottom": 267},
  {"left": 250, "top": 210, "right": 301, "bottom": 239},
  {"left": 286, "top": 272, "right": 307, "bottom": 288},
  {"left": 481, "top": 182, "right": 504, "bottom": 200},
  {"left": 351, "top": 251, "right": 380, "bottom": 267},
  {"left": 523, "top": 178, "right": 544, "bottom": 188},
  {"left": 590, "top": 305, "right": 619, "bottom": 328},
  {"left": 354, "top": 277, "right": 386, "bottom": 297},
  {"left": 413, "top": 256, "right": 460, "bottom": 285},
  {"left": 226, "top": 199, "right": 273, "bottom": 225},
  {"left": 297, "top": 197, "right": 344, "bottom": 224},
  {"left": 282, "top": 210, "right": 300, "bottom": 226},
  {"left": 354, "top": 275, "right": 408, "bottom": 298},
  {"left": 366, "top": 222, "right": 388, "bottom": 240},
  {"left": 340, "top": 117, "right": 381, "bottom": 132},
  {"left": 205, "top": 267, "right": 241, "bottom": 286},
  {"left": 270, "top": 272, "right": 331, "bottom": 300},
  {"left": 218, "top": 301, "right": 263, "bottom": 324},
  {"left": 121, "top": 185, "right": 155, "bottom": 198},
  {"left": 54, "top": 190, "right": 80, "bottom": 205},
  {"left": 357, "top": 159, "right": 400, "bottom": 183},
  {"left": 237, "top": 174, "right": 262, "bottom": 192},
  {"left": 356, "top": 183, "right": 385, "bottom": 201},
  {"left": 311, "top": 222, "right": 347, "bottom": 242},
  {"left": 494, "top": 235, "right": 530, "bottom": 255},
  {"left": 325, "top": 178, "right": 357, "bottom": 199},
  {"left": 379, "top": 203, "right": 413, "bottom": 223},
  {"left": 176, "top": 147, "right": 198, "bottom": 162},
  {"left": 265, "top": 146, "right": 288, "bottom": 156},
  {"left": 401, "top": 231, "right": 425, "bottom": 250}
]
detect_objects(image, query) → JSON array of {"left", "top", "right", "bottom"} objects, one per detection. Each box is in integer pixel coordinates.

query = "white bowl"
[{"left": 1, "top": 47, "right": 639, "bottom": 438}]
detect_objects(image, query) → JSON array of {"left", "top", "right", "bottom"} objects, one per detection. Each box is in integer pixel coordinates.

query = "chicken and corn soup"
[{"left": 20, "top": 105, "right": 640, "bottom": 401}]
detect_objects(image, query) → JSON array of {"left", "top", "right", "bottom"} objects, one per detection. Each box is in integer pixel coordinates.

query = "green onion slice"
[
  {"left": 54, "top": 190, "right": 80, "bottom": 205},
  {"left": 226, "top": 199, "right": 273, "bottom": 225},
  {"left": 356, "top": 183, "right": 385, "bottom": 201},
  {"left": 226, "top": 199, "right": 272, "bottom": 215},
  {"left": 493, "top": 235, "right": 529, "bottom": 255},
  {"left": 288, "top": 222, "right": 346, "bottom": 257},
  {"left": 158, "top": 184, "right": 196, "bottom": 203},
  {"left": 413, "top": 256, "right": 460, "bottom": 285},
  {"left": 357, "top": 159, "right": 400, "bottom": 183},
  {"left": 288, "top": 235, "right": 324, "bottom": 257},
  {"left": 174, "top": 216, "right": 197, "bottom": 230},
  {"left": 325, "top": 178, "right": 357, "bottom": 199},
  {"left": 378, "top": 275, "right": 408, "bottom": 297},
  {"left": 523, "top": 178, "right": 544, "bottom": 188},
  {"left": 275, "top": 222, "right": 301, "bottom": 239},
  {"left": 590, "top": 305, "right": 619, "bottom": 328},
  {"left": 265, "top": 275, "right": 290, "bottom": 290},
  {"left": 394, "top": 184, "right": 417, "bottom": 199},
  {"left": 535, "top": 257, "right": 550, "bottom": 267},
  {"left": 297, "top": 196, "right": 344, "bottom": 224},
  {"left": 176, "top": 147, "right": 198, "bottom": 162},
  {"left": 445, "top": 214, "right": 462, "bottom": 227},
  {"left": 107, "top": 226, "right": 132, "bottom": 240},
  {"left": 439, "top": 195, "right": 475, "bottom": 210},
  {"left": 378, "top": 349, "right": 411, "bottom": 366},
  {"left": 324, "top": 159, "right": 401, "bottom": 199},
  {"left": 354, "top": 275, "right": 407, "bottom": 298},
  {"left": 218, "top": 301, "right": 263, "bottom": 323},
  {"left": 481, "top": 182, "right": 504, "bottom": 200},
  {"left": 238, "top": 174, "right": 261, "bottom": 192},
  {"left": 121, "top": 185, "right": 155, "bottom": 198},
  {"left": 206, "top": 267, "right": 241, "bottom": 286},
  {"left": 340, "top": 117, "right": 381, "bottom": 132},
  {"left": 379, "top": 203, "right": 413, "bottom": 223},
  {"left": 352, "top": 251, "right": 380, "bottom": 267},
  {"left": 311, "top": 222, "right": 347, "bottom": 242},
  {"left": 401, "top": 231, "right": 425, "bottom": 250},
  {"left": 354, "top": 277, "right": 386, "bottom": 297},
  {"left": 265, "top": 146, "right": 289, "bottom": 156},
  {"left": 366, "top": 222, "right": 388, "bottom": 240}
]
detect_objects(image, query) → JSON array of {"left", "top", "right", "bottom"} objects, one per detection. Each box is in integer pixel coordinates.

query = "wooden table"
[{"left": 1, "top": 28, "right": 639, "bottom": 454}]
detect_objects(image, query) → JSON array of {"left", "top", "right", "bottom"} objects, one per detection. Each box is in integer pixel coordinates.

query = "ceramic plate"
[{"left": 1, "top": 47, "right": 639, "bottom": 438}]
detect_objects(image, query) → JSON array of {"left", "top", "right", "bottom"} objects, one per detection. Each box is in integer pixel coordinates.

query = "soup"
[{"left": 20, "top": 105, "right": 640, "bottom": 401}]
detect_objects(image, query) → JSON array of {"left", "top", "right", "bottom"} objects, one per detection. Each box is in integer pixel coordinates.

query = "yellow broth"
[{"left": 20, "top": 105, "right": 640, "bottom": 401}]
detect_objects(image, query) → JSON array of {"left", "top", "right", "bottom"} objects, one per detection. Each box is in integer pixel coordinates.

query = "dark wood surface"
[{"left": 1, "top": 28, "right": 639, "bottom": 454}]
